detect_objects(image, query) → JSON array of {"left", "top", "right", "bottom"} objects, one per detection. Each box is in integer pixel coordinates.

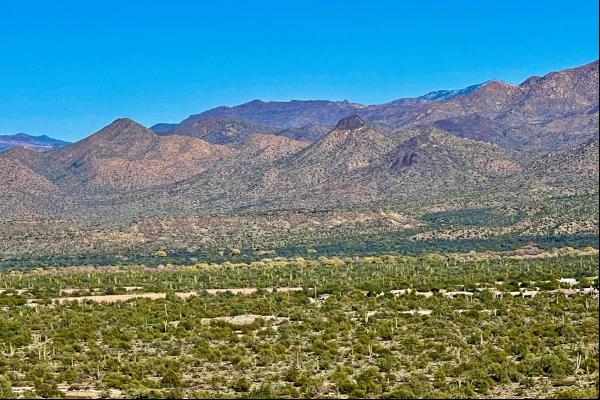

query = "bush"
[
  {"left": 160, "top": 369, "right": 182, "bottom": 388},
  {"left": 535, "top": 354, "right": 573, "bottom": 376},
  {"left": 0, "top": 376, "right": 15, "bottom": 399},
  {"left": 466, "top": 369, "right": 493, "bottom": 394},
  {"left": 232, "top": 377, "right": 251, "bottom": 392},
  {"left": 34, "top": 378, "right": 63, "bottom": 399}
]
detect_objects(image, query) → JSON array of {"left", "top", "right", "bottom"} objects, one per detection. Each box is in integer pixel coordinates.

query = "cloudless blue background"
[{"left": 0, "top": 0, "right": 598, "bottom": 141}]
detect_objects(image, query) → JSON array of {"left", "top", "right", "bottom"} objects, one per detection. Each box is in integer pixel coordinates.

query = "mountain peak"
[
  {"left": 419, "top": 81, "right": 492, "bottom": 101},
  {"left": 477, "top": 79, "right": 516, "bottom": 91},
  {"left": 334, "top": 115, "right": 368, "bottom": 130},
  {"left": 9, "top": 132, "right": 33, "bottom": 139},
  {"left": 106, "top": 118, "right": 145, "bottom": 130},
  {"left": 90, "top": 118, "right": 152, "bottom": 141}
]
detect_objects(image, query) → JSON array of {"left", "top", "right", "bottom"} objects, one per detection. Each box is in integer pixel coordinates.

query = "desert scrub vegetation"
[
  {"left": 1, "top": 192, "right": 597, "bottom": 270},
  {"left": 0, "top": 248, "right": 598, "bottom": 398}
]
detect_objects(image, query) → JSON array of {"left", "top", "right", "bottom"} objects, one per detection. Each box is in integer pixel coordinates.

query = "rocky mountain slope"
[
  {"left": 164, "top": 116, "right": 278, "bottom": 144},
  {"left": 403, "top": 61, "right": 599, "bottom": 151},
  {"left": 523, "top": 138, "right": 599, "bottom": 184},
  {"left": 41, "top": 118, "right": 230, "bottom": 191},
  {"left": 1, "top": 110, "right": 596, "bottom": 226}
]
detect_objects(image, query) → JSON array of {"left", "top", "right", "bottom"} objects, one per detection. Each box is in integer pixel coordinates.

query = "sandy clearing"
[
  {"left": 200, "top": 314, "right": 290, "bottom": 325},
  {"left": 399, "top": 310, "right": 433, "bottom": 316},
  {"left": 31, "top": 287, "right": 306, "bottom": 304},
  {"left": 443, "top": 291, "right": 474, "bottom": 298},
  {"left": 63, "top": 390, "right": 102, "bottom": 399},
  {"left": 48, "top": 292, "right": 170, "bottom": 304}
]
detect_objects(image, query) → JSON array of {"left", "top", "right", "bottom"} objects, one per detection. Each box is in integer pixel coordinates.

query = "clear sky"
[{"left": 0, "top": 0, "right": 598, "bottom": 141}]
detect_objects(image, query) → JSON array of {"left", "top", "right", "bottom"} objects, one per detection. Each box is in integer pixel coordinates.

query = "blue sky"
[{"left": 0, "top": 0, "right": 598, "bottom": 141}]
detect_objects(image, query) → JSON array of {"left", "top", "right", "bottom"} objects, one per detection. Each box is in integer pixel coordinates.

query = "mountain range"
[
  {"left": 151, "top": 60, "right": 598, "bottom": 152},
  {"left": 0, "top": 133, "right": 69, "bottom": 152},
  {"left": 0, "top": 60, "right": 598, "bottom": 265}
]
